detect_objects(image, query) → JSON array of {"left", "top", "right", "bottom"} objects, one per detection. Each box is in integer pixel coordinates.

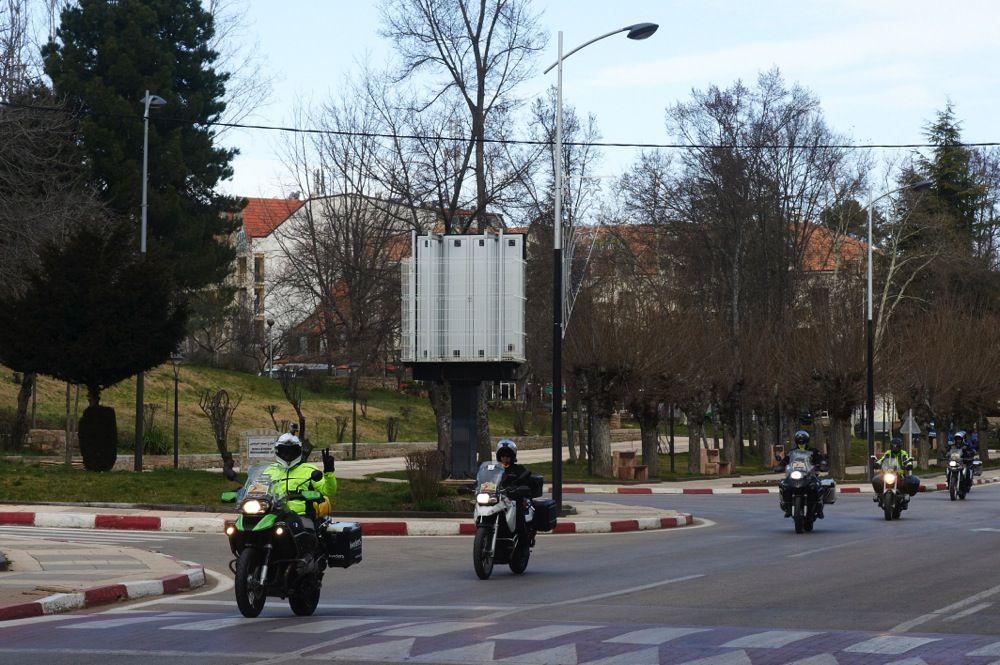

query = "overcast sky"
[{"left": 218, "top": 0, "right": 1000, "bottom": 199}]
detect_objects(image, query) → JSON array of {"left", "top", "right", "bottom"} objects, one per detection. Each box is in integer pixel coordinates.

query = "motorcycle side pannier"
[
  {"left": 820, "top": 478, "right": 837, "bottom": 505},
  {"left": 324, "top": 521, "right": 362, "bottom": 568},
  {"left": 973, "top": 460, "right": 983, "bottom": 476},
  {"left": 528, "top": 474, "right": 544, "bottom": 498},
  {"left": 531, "top": 498, "right": 558, "bottom": 532}
]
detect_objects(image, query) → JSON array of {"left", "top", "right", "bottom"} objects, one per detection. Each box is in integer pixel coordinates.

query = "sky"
[{"left": 218, "top": 0, "right": 1000, "bottom": 199}]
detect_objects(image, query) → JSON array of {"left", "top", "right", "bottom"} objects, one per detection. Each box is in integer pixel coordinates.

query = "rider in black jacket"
[
  {"left": 496, "top": 439, "right": 534, "bottom": 542},
  {"left": 776, "top": 430, "right": 827, "bottom": 518}
]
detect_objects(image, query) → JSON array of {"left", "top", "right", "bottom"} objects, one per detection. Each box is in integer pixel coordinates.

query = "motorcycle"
[
  {"left": 221, "top": 464, "right": 362, "bottom": 617},
  {"left": 778, "top": 449, "right": 834, "bottom": 534},
  {"left": 471, "top": 462, "right": 556, "bottom": 580},
  {"left": 944, "top": 446, "right": 982, "bottom": 501},
  {"left": 872, "top": 456, "right": 912, "bottom": 520}
]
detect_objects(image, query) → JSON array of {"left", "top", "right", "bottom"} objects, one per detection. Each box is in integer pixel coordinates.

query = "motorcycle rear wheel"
[
  {"left": 289, "top": 580, "right": 321, "bottom": 616},
  {"left": 509, "top": 538, "right": 531, "bottom": 574},
  {"left": 235, "top": 548, "right": 266, "bottom": 618},
  {"left": 473, "top": 526, "right": 495, "bottom": 580}
]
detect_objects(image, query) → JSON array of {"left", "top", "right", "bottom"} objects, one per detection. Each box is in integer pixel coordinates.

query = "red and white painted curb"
[
  {"left": 549, "top": 475, "right": 1000, "bottom": 495},
  {"left": 0, "top": 564, "right": 205, "bottom": 622},
  {"left": 0, "top": 511, "right": 694, "bottom": 537}
]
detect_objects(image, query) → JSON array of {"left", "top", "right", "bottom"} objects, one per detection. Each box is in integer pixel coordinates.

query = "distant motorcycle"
[
  {"left": 777, "top": 449, "right": 835, "bottom": 534},
  {"left": 872, "top": 456, "right": 912, "bottom": 520},
  {"left": 944, "top": 446, "right": 982, "bottom": 501},
  {"left": 471, "top": 462, "right": 556, "bottom": 579}
]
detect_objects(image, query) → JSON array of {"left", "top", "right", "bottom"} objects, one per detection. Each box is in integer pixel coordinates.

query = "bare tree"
[{"left": 199, "top": 388, "right": 242, "bottom": 479}]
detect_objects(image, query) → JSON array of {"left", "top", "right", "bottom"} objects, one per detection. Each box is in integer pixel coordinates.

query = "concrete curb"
[
  {"left": 0, "top": 510, "right": 694, "bottom": 537},
  {"left": 551, "top": 475, "right": 1000, "bottom": 495},
  {"left": 0, "top": 563, "right": 205, "bottom": 622}
]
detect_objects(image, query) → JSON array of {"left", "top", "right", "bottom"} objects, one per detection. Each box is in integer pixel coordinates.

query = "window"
[
  {"left": 254, "top": 254, "right": 264, "bottom": 283},
  {"left": 254, "top": 287, "right": 264, "bottom": 314},
  {"left": 508, "top": 239, "right": 516, "bottom": 247},
  {"left": 237, "top": 256, "right": 247, "bottom": 284}
]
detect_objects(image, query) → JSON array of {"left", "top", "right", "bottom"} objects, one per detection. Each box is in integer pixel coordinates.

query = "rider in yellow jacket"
[{"left": 266, "top": 430, "right": 337, "bottom": 516}]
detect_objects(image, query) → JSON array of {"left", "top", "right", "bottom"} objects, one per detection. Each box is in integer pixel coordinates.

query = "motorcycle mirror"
[
  {"left": 311, "top": 469, "right": 324, "bottom": 482},
  {"left": 220, "top": 491, "right": 237, "bottom": 503}
]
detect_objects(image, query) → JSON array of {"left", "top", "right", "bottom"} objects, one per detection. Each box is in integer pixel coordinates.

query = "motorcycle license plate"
[{"left": 792, "top": 461, "right": 806, "bottom": 470}]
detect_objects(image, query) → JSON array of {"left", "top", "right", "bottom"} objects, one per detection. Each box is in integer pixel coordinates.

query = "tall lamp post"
[
  {"left": 170, "top": 351, "right": 183, "bottom": 469},
  {"left": 266, "top": 317, "right": 276, "bottom": 375},
  {"left": 865, "top": 178, "right": 933, "bottom": 460},
  {"left": 349, "top": 361, "right": 361, "bottom": 461},
  {"left": 543, "top": 22, "right": 658, "bottom": 509},
  {"left": 134, "top": 91, "right": 166, "bottom": 473}
]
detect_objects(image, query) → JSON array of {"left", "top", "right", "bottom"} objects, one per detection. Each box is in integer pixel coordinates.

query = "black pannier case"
[
  {"left": 324, "top": 521, "right": 362, "bottom": 568},
  {"left": 528, "top": 473, "right": 544, "bottom": 498},
  {"left": 531, "top": 498, "right": 558, "bottom": 532}
]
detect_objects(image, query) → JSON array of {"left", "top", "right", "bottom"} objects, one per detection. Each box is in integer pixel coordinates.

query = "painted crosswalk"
[
  {"left": 0, "top": 525, "right": 192, "bottom": 545},
  {"left": 5, "top": 610, "right": 1000, "bottom": 664}
]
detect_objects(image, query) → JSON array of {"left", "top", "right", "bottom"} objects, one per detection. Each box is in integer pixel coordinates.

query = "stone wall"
[{"left": 25, "top": 429, "right": 79, "bottom": 456}]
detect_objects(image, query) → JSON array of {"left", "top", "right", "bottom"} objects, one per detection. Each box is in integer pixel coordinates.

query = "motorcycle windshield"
[
  {"left": 239, "top": 464, "right": 277, "bottom": 501},
  {"left": 476, "top": 462, "right": 505, "bottom": 494},
  {"left": 948, "top": 448, "right": 963, "bottom": 462},
  {"left": 880, "top": 458, "right": 901, "bottom": 473},
  {"left": 787, "top": 450, "right": 814, "bottom": 476}
]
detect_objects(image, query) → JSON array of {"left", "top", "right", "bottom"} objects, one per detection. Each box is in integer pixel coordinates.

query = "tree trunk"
[
  {"left": 711, "top": 409, "right": 721, "bottom": 450},
  {"left": 476, "top": 382, "right": 491, "bottom": 463},
  {"left": 761, "top": 418, "right": 774, "bottom": 469},
  {"left": 687, "top": 415, "right": 703, "bottom": 474},
  {"left": 429, "top": 382, "right": 452, "bottom": 477},
  {"left": 812, "top": 420, "right": 827, "bottom": 454},
  {"left": 591, "top": 415, "right": 612, "bottom": 477},
  {"left": 829, "top": 416, "right": 849, "bottom": 479},
  {"left": 11, "top": 372, "right": 34, "bottom": 450},
  {"left": 722, "top": 417, "right": 736, "bottom": 464},
  {"left": 916, "top": 430, "right": 931, "bottom": 470},
  {"left": 566, "top": 396, "right": 577, "bottom": 462},
  {"left": 640, "top": 419, "right": 659, "bottom": 477},
  {"left": 576, "top": 406, "right": 587, "bottom": 460}
]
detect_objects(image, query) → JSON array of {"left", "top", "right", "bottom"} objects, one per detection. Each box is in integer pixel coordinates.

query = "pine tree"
[{"left": 42, "top": 0, "right": 239, "bottom": 290}]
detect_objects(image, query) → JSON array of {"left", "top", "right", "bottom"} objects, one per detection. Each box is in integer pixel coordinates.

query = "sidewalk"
[
  {"left": 0, "top": 537, "right": 205, "bottom": 621},
  {"left": 0, "top": 501, "right": 694, "bottom": 537}
]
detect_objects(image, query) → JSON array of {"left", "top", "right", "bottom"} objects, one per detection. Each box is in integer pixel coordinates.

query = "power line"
[{"left": 3, "top": 98, "right": 1000, "bottom": 151}]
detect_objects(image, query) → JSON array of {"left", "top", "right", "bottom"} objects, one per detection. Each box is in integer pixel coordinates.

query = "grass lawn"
[
  {"left": 0, "top": 364, "right": 536, "bottom": 454},
  {"left": 0, "top": 460, "right": 458, "bottom": 513}
]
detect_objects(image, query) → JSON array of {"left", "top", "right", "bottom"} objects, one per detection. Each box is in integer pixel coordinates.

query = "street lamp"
[
  {"left": 349, "top": 361, "right": 361, "bottom": 461},
  {"left": 266, "top": 317, "right": 276, "bottom": 376},
  {"left": 865, "top": 177, "right": 933, "bottom": 460},
  {"left": 170, "top": 351, "right": 183, "bottom": 469},
  {"left": 134, "top": 90, "right": 167, "bottom": 473},
  {"left": 543, "top": 22, "right": 658, "bottom": 509}
]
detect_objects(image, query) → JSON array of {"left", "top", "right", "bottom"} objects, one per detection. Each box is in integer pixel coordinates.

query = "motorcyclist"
[
  {"left": 872, "top": 436, "right": 920, "bottom": 498},
  {"left": 264, "top": 431, "right": 337, "bottom": 517},
  {"left": 776, "top": 430, "right": 827, "bottom": 518},
  {"left": 951, "top": 430, "right": 978, "bottom": 457},
  {"left": 495, "top": 439, "right": 534, "bottom": 543}
]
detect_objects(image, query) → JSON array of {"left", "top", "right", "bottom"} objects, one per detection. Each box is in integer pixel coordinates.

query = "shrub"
[
  {"left": 144, "top": 426, "right": 171, "bottom": 455},
  {"left": 404, "top": 450, "right": 443, "bottom": 503},
  {"left": 78, "top": 405, "right": 117, "bottom": 471}
]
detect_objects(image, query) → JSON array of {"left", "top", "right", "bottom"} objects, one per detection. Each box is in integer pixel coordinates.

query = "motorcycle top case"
[
  {"left": 531, "top": 498, "right": 558, "bottom": 532},
  {"left": 323, "top": 521, "right": 362, "bottom": 568},
  {"left": 528, "top": 474, "right": 544, "bottom": 499}
]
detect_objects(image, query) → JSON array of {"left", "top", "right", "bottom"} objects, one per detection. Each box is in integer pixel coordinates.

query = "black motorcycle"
[
  {"left": 221, "top": 465, "right": 362, "bottom": 617},
  {"left": 777, "top": 449, "right": 834, "bottom": 534}
]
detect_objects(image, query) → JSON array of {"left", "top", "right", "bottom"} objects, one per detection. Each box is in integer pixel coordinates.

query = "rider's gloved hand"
[{"left": 321, "top": 448, "right": 336, "bottom": 473}]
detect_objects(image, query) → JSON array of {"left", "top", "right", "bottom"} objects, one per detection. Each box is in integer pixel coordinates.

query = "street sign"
[
  {"left": 247, "top": 436, "right": 276, "bottom": 458},
  {"left": 900, "top": 415, "right": 921, "bottom": 435}
]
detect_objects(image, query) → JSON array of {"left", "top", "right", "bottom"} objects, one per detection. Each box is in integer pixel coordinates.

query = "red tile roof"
[
  {"left": 798, "top": 224, "right": 866, "bottom": 272},
  {"left": 238, "top": 197, "right": 303, "bottom": 239}
]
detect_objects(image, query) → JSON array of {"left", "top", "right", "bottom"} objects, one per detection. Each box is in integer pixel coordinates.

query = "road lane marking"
[
  {"left": 411, "top": 641, "right": 496, "bottom": 663},
  {"left": 497, "top": 643, "right": 577, "bottom": 664},
  {"left": 62, "top": 612, "right": 200, "bottom": 629},
  {"left": 325, "top": 637, "right": 415, "bottom": 661},
  {"left": 787, "top": 539, "right": 868, "bottom": 558},
  {"left": 103, "top": 568, "right": 232, "bottom": 613},
  {"left": 380, "top": 620, "right": 492, "bottom": 637},
  {"left": 784, "top": 655, "right": 840, "bottom": 665},
  {"left": 972, "top": 528, "right": 1000, "bottom": 532},
  {"left": 944, "top": 602, "right": 991, "bottom": 622},
  {"left": 844, "top": 635, "right": 940, "bottom": 654},
  {"left": 605, "top": 626, "right": 709, "bottom": 645},
  {"left": 161, "top": 616, "right": 280, "bottom": 631},
  {"left": 152, "top": 598, "right": 499, "bottom": 611},
  {"left": 270, "top": 618, "right": 385, "bottom": 633},
  {"left": 492, "top": 624, "right": 599, "bottom": 640},
  {"left": 677, "top": 650, "right": 752, "bottom": 664},
  {"left": 891, "top": 581, "right": 1000, "bottom": 632},
  {"left": 587, "top": 646, "right": 662, "bottom": 665},
  {"left": 721, "top": 630, "right": 821, "bottom": 648}
]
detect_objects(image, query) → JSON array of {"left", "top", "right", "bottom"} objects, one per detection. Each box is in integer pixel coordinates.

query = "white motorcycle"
[{"left": 472, "top": 462, "right": 556, "bottom": 580}]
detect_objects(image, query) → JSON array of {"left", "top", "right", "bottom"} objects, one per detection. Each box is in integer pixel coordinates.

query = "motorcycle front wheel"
[
  {"left": 235, "top": 548, "right": 267, "bottom": 618},
  {"left": 473, "top": 526, "right": 495, "bottom": 580},
  {"left": 793, "top": 498, "right": 805, "bottom": 534},
  {"left": 883, "top": 493, "right": 894, "bottom": 521},
  {"left": 949, "top": 474, "right": 957, "bottom": 501}
]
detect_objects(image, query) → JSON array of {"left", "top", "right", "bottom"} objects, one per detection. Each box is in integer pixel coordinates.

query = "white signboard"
[{"left": 247, "top": 436, "right": 276, "bottom": 459}]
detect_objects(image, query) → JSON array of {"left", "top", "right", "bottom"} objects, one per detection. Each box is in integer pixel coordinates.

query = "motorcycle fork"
[
  {"left": 490, "top": 517, "right": 500, "bottom": 555},
  {"left": 258, "top": 544, "right": 273, "bottom": 586}
]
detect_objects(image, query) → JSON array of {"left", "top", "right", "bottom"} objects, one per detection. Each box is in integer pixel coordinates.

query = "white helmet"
[
  {"left": 274, "top": 433, "right": 302, "bottom": 468},
  {"left": 496, "top": 439, "right": 518, "bottom": 463}
]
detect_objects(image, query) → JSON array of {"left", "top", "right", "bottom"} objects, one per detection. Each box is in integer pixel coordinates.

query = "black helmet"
[
  {"left": 890, "top": 436, "right": 903, "bottom": 452},
  {"left": 793, "top": 430, "right": 810, "bottom": 447}
]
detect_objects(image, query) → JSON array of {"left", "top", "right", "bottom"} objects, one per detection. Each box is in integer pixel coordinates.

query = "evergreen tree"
[{"left": 43, "top": 0, "right": 239, "bottom": 290}]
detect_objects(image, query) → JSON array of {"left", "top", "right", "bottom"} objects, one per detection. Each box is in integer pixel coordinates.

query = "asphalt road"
[{"left": 2, "top": 484, "right": 999, "bottom": 664}]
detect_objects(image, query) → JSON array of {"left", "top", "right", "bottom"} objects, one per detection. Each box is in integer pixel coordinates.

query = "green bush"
[
  {"left": 143, "top": 426, "right": 171, "bottom": 455},
  {"left": 78, "top": 405, "right": 118, "bottom": 471},
  {"left": 405, "top": 450, "right": 443, "bottom": 503}
]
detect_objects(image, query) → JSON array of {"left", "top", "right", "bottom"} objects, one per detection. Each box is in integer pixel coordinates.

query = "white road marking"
[
  {"left": 161, "top": 616, "right": 279, "bottom": 631},
  {"left": 605, "top": 626, "right": 709, "bottom": 645},
  {"left": 968, "top": 641, "right": 1000, "bottom": 656},
  {"left": 326, "top": 637, "right": 415, "bottom": 661},
  {"left": 883, "top": 658, "right": 929, "bottom": 665},
  {"left": 787, "top": 539, "right": 868, "bottom": 558},
  {"left": 891, "top": 581, "right": 1000, "bottom": 632},
  {"left": 0, "top": 526, "right": 190, "bottom": 542},
  {"left": 270, "top": 618, "right": 385, "bottom": 634},
  {"left": 678, "top": 650, "right": 752, "bottom": 665},
  {"left": 587, "top": 646, "right": 662, "bottom": 665},
  {"left": 972, "top": 528, "right": 1000, "bottom": 532},
  {"left": 103, "top": 568, "right": 231, "bottom": 613},
  {"left": 784, "top": 655, "right": 840, "bottom": 665},
  {"left": 62, "top": 612, "right": 200, "bottom": 629},
  {"left": 721, "top": 630, "right": 821, "bottom": 649},
  {"left": 493, "top": 624, "right": 600, "bottom": 641},
  {"left": 0, "top": 614, "right": 77, "bottom": 629},
  {"left": 411, "top": 641, "right": 496, "bottom": 663},
  {"left": 380, "top": 620, "right": 492, "bottom": 637},
  {"left": 844, "top": 636, "right": 940, "bottom": 655},
  {"left": 497, "top": 643, "right": 578, "bottom": 664},
  {"left": 944, "top": 602, "right": 991, "bottom": 622},
  {"left": 155, "top": 598, "right": 498, "bottom": 611}
]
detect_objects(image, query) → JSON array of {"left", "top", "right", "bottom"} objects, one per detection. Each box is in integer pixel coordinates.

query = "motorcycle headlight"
[
  {"left": 884, "top": 472, "right": 896, "bottom": 485},
  {"left": 476, "top": 492, "right": 496, "bottom": 505},
  {"left": 949, "top": 460, "right": 958, "bottom": 467},
  {"left": 789, "top": 471, "right": 803, "bottom": 480},
  {"left": 241, "top": 499, "right": 264, "bottom": 515}
]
